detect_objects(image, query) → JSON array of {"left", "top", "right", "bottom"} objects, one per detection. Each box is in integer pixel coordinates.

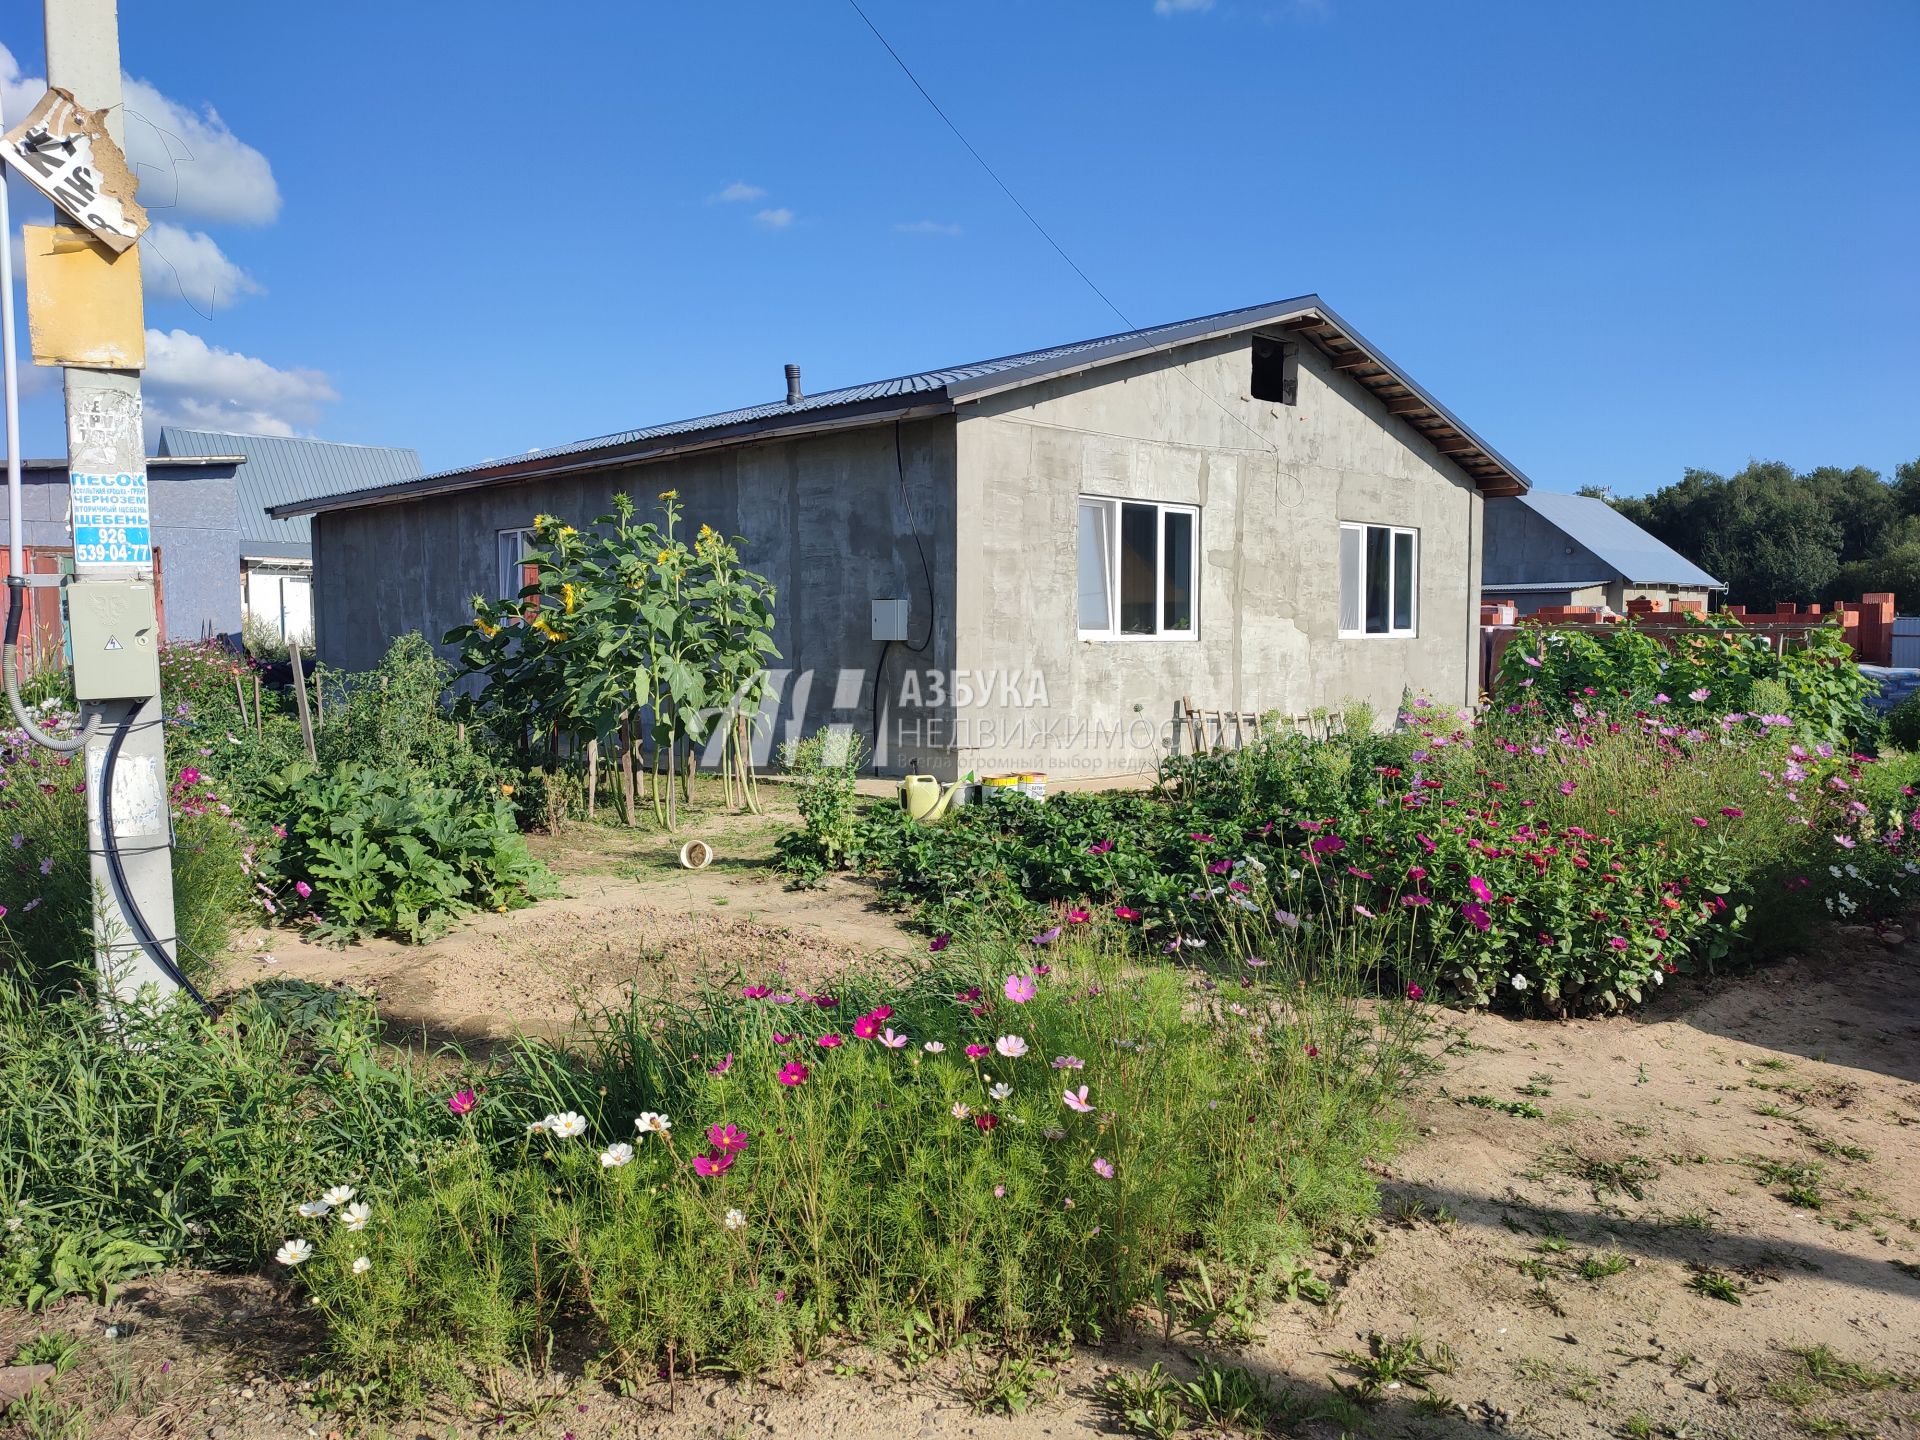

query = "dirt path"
[{"left": 15, "top": 898, "right": 1920, "bottom": 1437}]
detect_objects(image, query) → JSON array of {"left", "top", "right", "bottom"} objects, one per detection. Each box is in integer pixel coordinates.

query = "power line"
[{"left": 842, "top": 0, "right": 1281, "bottom": 457}]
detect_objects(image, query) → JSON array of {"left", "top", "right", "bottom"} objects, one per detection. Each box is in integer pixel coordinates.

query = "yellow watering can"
[{"left": 900, "top": 773, "right": 966, "bottom": 824}]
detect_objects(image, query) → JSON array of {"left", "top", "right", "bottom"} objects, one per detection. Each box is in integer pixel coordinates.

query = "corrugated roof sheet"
[
  {"left": 1513, "top": 491, "right": 1725, "bottom": 589},
  {"left": 156, "top": 427, "right": 421, "bottom": 554},
  {"left": 1482, "top": 579, "right": 1615, "bottom": 594},
  {"left": 272, "top": 296, "right": 1534, "bottom": 518}
]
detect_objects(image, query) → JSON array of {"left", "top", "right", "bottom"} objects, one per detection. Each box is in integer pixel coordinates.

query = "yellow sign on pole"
[{"left": 21, "top": 223, "right": 144, "bottom": 370}]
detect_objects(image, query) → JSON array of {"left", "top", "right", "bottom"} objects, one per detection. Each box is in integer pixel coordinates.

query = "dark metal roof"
[
  {"left": 1508, "top": 491, "right": 1725, "bottom": 590},
  {"left": 1482, "top": 579, "right": 1616, "bottom": 595},
  {"left": 271, "top": 296, "right": 1532, "bottom": 518},
  {"left": 156, "top": 427, "right": 421, "bottom": 552}
]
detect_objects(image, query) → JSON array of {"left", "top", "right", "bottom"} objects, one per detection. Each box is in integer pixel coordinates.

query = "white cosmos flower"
[
  {"left": 275, "top": 1238, "right": 313, "bottom": 1266},
  {"left": 634, "top": 1112, "right": 671, "bottom": 1136},
  {"left": 922, "top": 1040, "right": 945, "bottom": 1054},
  {"left": 351, "top": 1255, "right": 371, "bottom": 1275},
  {"left": 526, "top": 1118, "right": 551, "bottom": 1136},
  {"left": 724, "top": 1208, "right": 746, "bottom": 1231},
  {"left": 951, "top": 1102, "right": 971, "bottom": 1119},
  {"left": 340, "top": 1202, "right": 372, "bottom": 1232},
  {"left": 600, "top": 1143, "right": 634, "bottom": 1168},
  {"left": 989, "top": 1082, "right": 1013, "bottom": 1101},
  {"left": 1511, "top": 975, "right": 1530, "bottom": 991},
  {"left": 546, "top": 1112, "right": 588, "bottom": 1138},
  {"left": 296, "top": 1200, "right": 331, "bottom": 1219},
  {"left": 994, "top": 1035, "right": 1028, "bottom": 1059},
  {"left": 322, "top": 1185, "right": 356, "bottom": 1207}
]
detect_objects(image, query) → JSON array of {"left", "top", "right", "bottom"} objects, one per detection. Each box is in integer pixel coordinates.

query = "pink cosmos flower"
[
  {"left": 878, "top": 1028, "right": 908, "bottom": 1049},
  {"left": 692, "top": 1152, "right": 735, "bottom": 1178},
  {"left": 36, "top": 857, "right": 52, "bottom": 876},
  {"left": 1689, "top": 687, "right": 1711, "bottom": 702},
  {"left": 708, "top": 1123, "right": 749, "bottom": 1156},
  {"left": 777, "top": 1060, "right": 809, "bottom": 1087},
  {"left": 965, "top": 1043, "right": 990, "bottom": 1060},
  {"left": 1400, "top": 895, "right": 1432, "bottom": 907},
  {"left": 447, "top": 1087, "right": 479, "bottom": 1116},
  {"left": 1353, "top": 904, "right": 1376, "bottom": 919},
  {"left": 995, "top": 1034, "right": 1029, "bottom": 1059},
  {"left": 1004, "top": 973, "right": 1038, "bottom": 1004},
  {"left": 1608, "top": 936, "right": 1629, "bottom": 950},
  {"left": 1467, "top": 875, "right": 1492, "bottom": 902},
  {"left": 853, "top": 1013, "right": 883, "bottom": 1040},
  {"left": 1405, "top": 983, "right": 1425, "bottom": 1001},
  {"left": 772, "top": 1032, "right": 794, "bottom": 1045},
  {"left": 1207, "top": 859, "right": 1232, "bottom": 875},
  {"left": 1189, "top": 832, "right": 1215, "bottom": 843},
  {"left": 1689, "top": 816, "right": 1709, "bottom": 827},
  {"left": 1063, "top": 1085, "right": 1093, "bottom": 1113},
  {"left": 294, "top": 880, "right": 313, "bottom": 899},
  {"left": 974, "top": 1112, "right": 999, "bottom": 1132},
  {"left": 1088, "top": 839, "right": 1115, "bottom": 855},
  {"left": 1461, "top": 901, "right": 1492, "bottom": 932},
  {"left": 709, "top": 1053, "right": 734, "bottom": 1075},
  {"left": 1273, "top": 909, "right": 1300, "bottom": 929},
  {"left": 1092, "top": 1157, "right": 1115, "bottom": 1179},
  {"left": 929, "top": 934, "right": 950, "bottom": 952},
  {"left": 1066, "top": 907, "right": 1092, "bottom": 924},
  {"left": 1113, "top": 905, "right": 1141, "bottom": 922},
  {"left": 1029, "top": 925, "right": 1062, "bottom": 947},
  {"left": 1309, "top": 835, "right": 1345, "bottom": 855},
  {"left": 741, "top": 985, "right": 772, "bottom": 999},
  {"left": 815, "top": 1033, "right": 844, "bottom": 1049}
]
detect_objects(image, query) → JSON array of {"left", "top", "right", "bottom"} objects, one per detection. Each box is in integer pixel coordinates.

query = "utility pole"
[{"left": 42, "top": 0, "right": 181, "bottom": 1005}]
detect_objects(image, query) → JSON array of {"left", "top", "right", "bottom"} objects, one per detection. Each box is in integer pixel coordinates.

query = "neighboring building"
[
  {"left": 2, "top": 453, "right": 246, "bottom": 660},
  {"left": 156, "top": 428, "right": 421, "bottom": 645},
  {"left": 275, "top": 297, "right": 1532, "bottom": 780},
  {"left": 1482, "top": 490, "right": 1723, "bottom": 617},
  {"left": 0, "top": 431, "right": 420, "bottom": 663}
]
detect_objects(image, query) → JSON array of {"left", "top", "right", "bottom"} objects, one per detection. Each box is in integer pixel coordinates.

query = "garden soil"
[{"left": 15, "top": 888, "right": 1920, "bottom": 1437}]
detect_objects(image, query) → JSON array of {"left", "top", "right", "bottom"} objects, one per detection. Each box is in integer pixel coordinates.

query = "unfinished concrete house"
[
  {"left": 275, "top": 298, "right": 1531, "bottom": 780},
  {"left": 1482, "top": 490, "right": 1724, "bottom": 617}
]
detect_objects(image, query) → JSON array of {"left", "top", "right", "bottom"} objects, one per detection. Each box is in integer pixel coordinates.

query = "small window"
[
  {"left": 1338, "top": 523, "right": 1417, "bottom": 637},
  {"left": 496, "top": 527, "right": 536, "bottom": 601},
  {"left": 1250, "top": 335, "right": 1298, "bottom": 405},
  {"left": 1078, "top": 495, "right": 1198, "bottom": 640}
]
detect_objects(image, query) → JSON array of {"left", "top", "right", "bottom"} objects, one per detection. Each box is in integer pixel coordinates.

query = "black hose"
[{"left": 99, "top": 703, "right": 212, "bottom": 1012}]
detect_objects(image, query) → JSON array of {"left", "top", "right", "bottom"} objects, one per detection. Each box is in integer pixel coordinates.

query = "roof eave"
[{"left": 270, "top": 395, "right": 956, "bottom": 519}]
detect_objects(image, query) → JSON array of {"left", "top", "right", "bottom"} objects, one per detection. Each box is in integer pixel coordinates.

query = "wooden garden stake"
[{"left": 287, "top": 638, "right": 317, "bottom": 763}]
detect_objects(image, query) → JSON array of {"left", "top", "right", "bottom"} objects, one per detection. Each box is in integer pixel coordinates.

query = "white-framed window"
[
  {"left": 496, "top": 527, "right": 536, "bottom": 601},
  {"left": 1077, "top": 496, "right": 1198, "bottom": 640},
  {"left": 1338, "top": 523, "right": 1417, "bottom": 637}
]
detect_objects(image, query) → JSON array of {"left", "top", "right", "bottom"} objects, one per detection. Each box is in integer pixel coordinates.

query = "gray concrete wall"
[
  {"left": 951, "top": 334, "right": 1485, "bottom": 780},
  {"left": 0, "top": 463, "right": 243, "bottom": 645},
  {"left": 1482, "top": 497, "right": 1615, "bottom": 590},
  {"left": 311, "top": 418, "right": 959, "bottom": 773}
]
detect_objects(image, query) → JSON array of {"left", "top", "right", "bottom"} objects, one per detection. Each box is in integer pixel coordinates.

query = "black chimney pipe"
[{"left": 784, "top": 363, "right": 803, "bottom": 405}]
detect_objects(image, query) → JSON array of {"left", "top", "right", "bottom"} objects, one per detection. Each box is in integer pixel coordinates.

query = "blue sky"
[{"left": 4, "top": 0, "right": 1915, "bottom": 493}]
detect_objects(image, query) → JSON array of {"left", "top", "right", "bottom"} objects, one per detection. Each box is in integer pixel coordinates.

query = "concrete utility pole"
[{"left": 44, "top": 0, "right": 181, "bottom": 1005}]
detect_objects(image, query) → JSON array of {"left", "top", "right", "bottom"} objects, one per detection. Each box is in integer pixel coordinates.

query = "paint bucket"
[
  {"left": 1018, "top": 772, "right": 1047, "bottom": 802},
  {"left": 678, "top": 839, "right": 713, "bottom": 870}
]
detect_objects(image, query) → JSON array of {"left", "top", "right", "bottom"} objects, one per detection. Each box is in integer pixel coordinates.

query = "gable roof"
[
  {"left": 270, "top": 296, "right": 1530, "bottom": 519},
  {"left": 1507, "top": 490, "right": 1725, "bottom": 589},
  {"left": 157, "top": 427, "right": 421, "bottom": 557}
]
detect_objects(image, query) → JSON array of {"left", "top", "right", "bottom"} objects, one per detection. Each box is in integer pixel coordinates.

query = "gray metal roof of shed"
[
  {"left": 270, "top": 296, "right": 1532, "bottom": 518},
  {"left": 1507, "top": 490, "right": 1725, "bottom": 589},
  {"left": 157, "top": 427, "right": 421, "bottom": 554}
]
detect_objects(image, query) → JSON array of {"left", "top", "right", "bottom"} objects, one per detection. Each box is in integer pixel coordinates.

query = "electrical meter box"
[
  {"left": 65, "top": 579, "right": 162, "bottom": 700},
  {"left": 871, "top": 597, "right": 909, "bottom": 642}
]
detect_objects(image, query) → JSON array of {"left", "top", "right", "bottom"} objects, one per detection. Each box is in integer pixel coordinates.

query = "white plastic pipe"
[{"left": 1, "top": 83, "right": 22, "bottom": 578}]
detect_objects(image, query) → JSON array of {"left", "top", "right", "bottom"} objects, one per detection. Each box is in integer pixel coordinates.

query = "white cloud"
[
  {"left": 0, "top": 43, "right": 280, "bottom": 226},
  {"left": 121, "top": 74, "right": 281, "bottom": 225},
  {"left": 140, "top": 222, "right": 262, "bottom": 310},
  {"left": 142, "top": 328, "right": 335, "bottom": 438},
  {"left": 1154, "top": 0, "right": 1214, "bottom": 11},
  {"left": 710, "top": 180, "right": 767, "bottom": 204},
  {"left": 753, "top": 207, "right": 795, "bottom": 230},
  {"left": 895, "top": 219, "right": 962, "bottom": 237}
]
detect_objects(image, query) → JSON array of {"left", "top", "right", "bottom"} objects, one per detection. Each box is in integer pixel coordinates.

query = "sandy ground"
[{"left": 7, "top": 825, "right": 1920, "bottom": 1439}]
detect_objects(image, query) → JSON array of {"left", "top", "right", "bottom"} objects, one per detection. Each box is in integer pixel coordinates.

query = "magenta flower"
[
  {"left": 447, "top": 1086, "right": 479, "bottom": 1117},
  {"left": 1689, "top": 816, "right": 1709, "bottom": 828},
  {"left": 692, "top": 1152, "right": 735, "bottom": 1178},
  {"left": 740, "top": 985, "right": 772, "bottom": 999},
  {"left": 772, "top": 1032, "right": 794, "bottom": 1046},
  {"left": 1405, "top": 983, "right": 1425, "bottom": 1001},
  {"left": 815, "top": 1033, "right": 844, "bottom": 1049},
  {"left": 294, "top": 880, "right": 313, "bottom": 899},
  {"left": 1066, "top": 907, "right": 1091, "bottom": 924},
  {"left": 1113, "top": 905, "right": 1141, "bottom": 922},
  {"left": 777, "top": 1060, "right": 809, "bottom": 1087},
  {"left": 1309, "top": 835, "right": 1345, "bottom": 855},
  {"left": 1400, "top": 894, "right": 1432, "bottom": 907},
  {"left": 1189, "top": 831, "right": 1215, "bottom": 843},
  {"left": 1003, "top": 973, "right": 1037, "bottom": 1004},
  {"left": 1467, "top": 875, "right": 1492, "bottom": 903},
  {"left": 1207, "top": 859, "right": 1232, "bottom": 875},
  {"left": 853, "top": 1013, "right": 883, "bottom": 1040},
  {"left": 1029, "top": 925, "right": 1062, "bottom": 947},
  {"left": 707, "top": 1123, "right": 749, "bottom": 1156},
  {"left": 1088, "top": 839, "right": 1115, "bottom": 855},
  {"left": 965, "top": 1043, "right": 990, "bottom": 1060},
  {"left": 1608, "top": 936, "right": 1629, "bottom": 950},
  {"left": 1092, "top": 1156, "right": 1115, "bottom": 1179},
  {"left": 929, "top": 934, "right": 950, "bottom": 952},
  {"left": 1461, "top": 901, "right": 1492, "bottom": 932},
  {"left": 1719, "top": 806, "right": 1744, "bottom": 818},
  {"left": 709, "top": 1053, "right": 734, "bottom": 1075}
]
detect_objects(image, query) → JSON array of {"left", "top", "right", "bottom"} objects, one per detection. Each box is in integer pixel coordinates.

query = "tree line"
[{"left": 1581, "top": 457, "right": 1920, "bottom": 610}]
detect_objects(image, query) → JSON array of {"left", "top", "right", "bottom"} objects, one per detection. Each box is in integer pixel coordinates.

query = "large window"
[
  {"left": 1077, "top": 496, "right": 1198, "bottom": 640},
  {"left": 496, "top": 527, "right": 536, "bottom": 601},
  {"left": 1338, "top": 523, "right": 1417, "bottom": 637}
]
